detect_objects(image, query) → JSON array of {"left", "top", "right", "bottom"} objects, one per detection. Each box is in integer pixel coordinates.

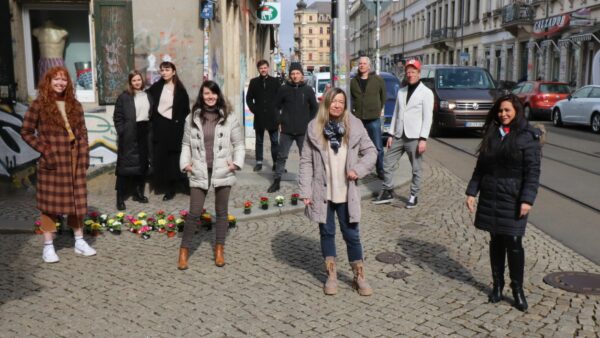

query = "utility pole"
[
  {"left": 375, "top": 0, "right": 380, "bottom": 74},
  {"left": 331, "top": 0, "right": 337, "bottom": 87}
]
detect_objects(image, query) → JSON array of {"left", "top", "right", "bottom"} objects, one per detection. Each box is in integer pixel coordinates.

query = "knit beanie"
[{"left": 289, "top": 62, "right": 303, "bottom": 75}]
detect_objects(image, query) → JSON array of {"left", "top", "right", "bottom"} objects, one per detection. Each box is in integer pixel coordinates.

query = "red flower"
[
  {"left": 89, "top": 211, "right": 99, "bottom": 218},
  {"left": 244, "top": 201, "right": 252, "bottom": 208},
  {"left": 167, "top": 215, "right": 175, "bottom": 222},
  {"left": 260, "top": 197, "right": 268, "bottom": 202},
  {"left": 157, "top": 210, "right": 165, "bottom": 215},
  {"left": 291, "top": 193, "right": 300, "bottom": 198},
  {"left": 179, "top": 210, "right": 189, "bottom": 217}
]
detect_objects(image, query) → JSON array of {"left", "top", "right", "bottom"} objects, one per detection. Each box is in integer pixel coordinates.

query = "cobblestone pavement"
[{"left": 1, "top": 160, "right": 599, "bottom": 337}]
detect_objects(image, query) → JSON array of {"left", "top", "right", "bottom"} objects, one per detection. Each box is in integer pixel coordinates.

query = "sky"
[{"left": 279, "top": 0, "right": 327, "bottom": 56}]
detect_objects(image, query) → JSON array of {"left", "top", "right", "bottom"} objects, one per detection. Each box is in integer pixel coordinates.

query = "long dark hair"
[
  {"left": 478, "top": 94, "right": 527, "bottom": 159},
  {"left": 159, "top": 61, "right": 186, "bottom": 92},
  {"left": 192, "top": 80, "right": 229, "bottom": 123}
]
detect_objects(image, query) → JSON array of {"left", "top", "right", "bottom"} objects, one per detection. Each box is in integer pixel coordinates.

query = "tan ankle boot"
[
  {"left": 178, "top": 247, "right": 189, "bottom": 270},
  {"left": 324, "top": 256, "right": 338, "bottom": 295},
  {"left": 214, "top": 244, "right": 225, "bottom": 267},
  {"left": 350, "top": 260, "right": 373, "bottom": 296}
]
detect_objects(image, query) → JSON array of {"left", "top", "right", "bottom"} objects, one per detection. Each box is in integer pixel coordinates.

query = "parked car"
[
  {"left": 420, "top": 65, "right": 500, "bottom": 135},
  {"left": 495, "top": 80, "right": 517, "bottom": 95},
  {"left": 348, "top": 71, "right": 402, "bottom": 137},
  {"left": 512, "top": 81, "right": 571, "bottom": 120},
  {"left": 552, "top": 85, "right": 600, "bottom": 133},
  {"left": 310, "top": 72, "right": 331, "bottom": 102}
]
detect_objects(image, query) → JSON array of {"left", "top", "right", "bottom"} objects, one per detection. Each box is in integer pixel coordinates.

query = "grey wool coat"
[{"left": 298, "top": 114, "right": 377, "bottom": 224}]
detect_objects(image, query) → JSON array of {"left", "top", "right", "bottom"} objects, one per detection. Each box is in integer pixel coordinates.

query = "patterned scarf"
[{"left": 323, "top": 120, "right": 345, "bottom": 154}]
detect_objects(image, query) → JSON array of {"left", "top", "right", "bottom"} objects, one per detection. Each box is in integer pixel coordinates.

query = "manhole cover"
[
  {"left": 543, "top": 272, "right": 600, "bottom": 295},
  {"left": 387, "top": 271, "right": 410, "bottom": 279},
  {"left": 375, "top": 252, "right": 405, "bottom": 264}
]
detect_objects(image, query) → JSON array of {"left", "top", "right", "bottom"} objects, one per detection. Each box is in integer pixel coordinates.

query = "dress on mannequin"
[{"left": 32, "top": 20, "right": 68, "bottom": 82}]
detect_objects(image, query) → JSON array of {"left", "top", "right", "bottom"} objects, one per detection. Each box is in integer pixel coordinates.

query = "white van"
[{"left": 311, "top": 72, "right": 331, "bottom": 101}]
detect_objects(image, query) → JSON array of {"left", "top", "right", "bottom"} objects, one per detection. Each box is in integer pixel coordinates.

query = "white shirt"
[
  {"left": 325, "top": 141, "right": 348, "bottom": 203},
  {"left": 134, "top": 91, "right": 150, "bottom": 122},
  {"left": 157, "top": 82, "right": 174, "bottom": 119}
]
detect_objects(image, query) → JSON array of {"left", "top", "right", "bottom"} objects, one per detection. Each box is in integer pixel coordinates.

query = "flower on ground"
[
  {"left": 244, "top": 201, "right": 252, "bottom": 209},
  {"left": 137, "top": 212, "right": 147, "bottom": 219},
  {"left": 275, "top": 195, "right": 285, "bottom": 203},
  {"left": 179, "top": 210, "right": 189, "bottom": 217}
]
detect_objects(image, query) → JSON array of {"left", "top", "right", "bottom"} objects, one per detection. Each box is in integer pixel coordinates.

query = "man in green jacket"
[{"left": 350, "top": 56, "right": 386, "bottom": 179}]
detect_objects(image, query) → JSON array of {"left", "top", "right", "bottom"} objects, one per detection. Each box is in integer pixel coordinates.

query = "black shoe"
[
  {"left": 132, "top": 186, "right": 149, "bottom": 203},
  {"left": 405, "top": 196, "right": 418, "bottom": 209},
  {"left": 511, "top": 285, "right": 528, "bottom": 312},
  {"left": 254, "top": 163, "right": 263, "bottom": 172},
  {"left": 267, "top": 179, "right": 281, "bottom": 193},
  {"left": 372, "top": 190, "right": 394, "bottom": 204},
  {"left": 116, "top": 198, "right": 126, "bottom": 211},
  {"left": 488, "top": 282, "right": 504, "bottom": 303},
  {"left": 163, "top": 192, "right": 175, "bottom": 201}
]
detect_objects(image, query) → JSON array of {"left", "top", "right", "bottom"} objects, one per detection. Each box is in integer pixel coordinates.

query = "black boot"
[
  {"left": 267, "top": 178, "right": 281, "bottom": 193},
  {"left": 507, "top": 236, "right": 528, "bottom": 312},
  {"left": 116, "top": 192, "right": 126, "bottom": 211},
  {"left": 488, "top": 234, "right": 505, "bottom": 303},
  {"left": 132, "top": 182, "right": 149, "bottom": 203}
]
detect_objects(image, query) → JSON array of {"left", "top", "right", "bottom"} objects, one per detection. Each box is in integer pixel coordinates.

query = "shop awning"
[{"left": 569, "top": 26, "right": 600, "bottom": 43}]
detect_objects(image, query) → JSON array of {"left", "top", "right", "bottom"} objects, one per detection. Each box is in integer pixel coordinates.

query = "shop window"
[{"left": 23, "top": 5, "right": 95, "bottom": 102}]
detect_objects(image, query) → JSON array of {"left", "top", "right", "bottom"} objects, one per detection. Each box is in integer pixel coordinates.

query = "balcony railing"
[
  {"left": 430, "top": 27, "right": 456, "bottom": 43},
  {"left": 502, "top": 4, "right": 534, "bottom": 25}
]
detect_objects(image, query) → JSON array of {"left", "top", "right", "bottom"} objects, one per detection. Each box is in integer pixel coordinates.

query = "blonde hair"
[{"left": 314, "top": 87, "right": 350, "bottom": 148}]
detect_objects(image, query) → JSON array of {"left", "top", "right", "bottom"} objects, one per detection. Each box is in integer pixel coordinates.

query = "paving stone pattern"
[{"left": 1, "top": 161, "right": 599, "bottom": 337}]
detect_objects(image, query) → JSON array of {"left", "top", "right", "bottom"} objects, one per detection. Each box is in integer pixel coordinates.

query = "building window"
[
  {"left": 309, "top": 53, "right": 313, "bottom": 61},
  {"left": 309, "top": 15, "right": 313, "bottom": 21},
  {"left": 327, "top": 27, "right": 330, "bottom": 34},
  {"left": 465, "top": 0, "right": 470, "bottom": 23},
  {"left": 309, "top": 28, "right": 313, "bottom": 34},
  {"left": 320, "top": 40, "right": 323, "bottom": 47},
  {"left": 320, "top": 27, "right": 323, "bottom": 34},
  {"left": 309, "top": 39, "right": 313, "bottom": 47},
  {"left": 320, "top": 53, "right": 323, "bottom": 61},
  {"left": 327, "top": 40, "right": 330, "bottom": 47}
]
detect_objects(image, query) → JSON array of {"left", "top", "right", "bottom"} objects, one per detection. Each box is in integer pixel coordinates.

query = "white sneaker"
[
  {"left": 42, "top": 245, "right": 60, "bottom": 263},
  {"left": 74, "top": 239, "right": 96, "bottom": 257}
]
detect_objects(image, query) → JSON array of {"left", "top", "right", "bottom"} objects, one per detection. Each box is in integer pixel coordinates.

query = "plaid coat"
[{"left": 21, "top": 99, "right": 90, "bottom": 216}]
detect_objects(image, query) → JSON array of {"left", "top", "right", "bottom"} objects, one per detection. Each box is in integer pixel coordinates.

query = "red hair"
[{"left": 35, "top": 66, "right": 83, "bottom": 129}]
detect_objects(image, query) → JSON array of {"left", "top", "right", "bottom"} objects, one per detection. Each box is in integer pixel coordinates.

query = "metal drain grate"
[
  {"left": 387, "top": 271, "right": 410, "bottom": 280},
  {"left": 375, "top": 252, "right": 406, "bottom": 264},
  {"left": 543, "top": 272, "right": 600, "bottom": 295}
]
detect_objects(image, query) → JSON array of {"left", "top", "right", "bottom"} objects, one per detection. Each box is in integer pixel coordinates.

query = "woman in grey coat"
[
  {"left": 298, "top": 88, "right": 377, "bottom": 296},
  {"left": 177, "top": 81, "right": 245, "bottom": 270}
]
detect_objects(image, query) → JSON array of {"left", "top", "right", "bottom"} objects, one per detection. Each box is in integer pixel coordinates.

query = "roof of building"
[{"left": 306, "top": 1, "right": 331, "bottom": 14}]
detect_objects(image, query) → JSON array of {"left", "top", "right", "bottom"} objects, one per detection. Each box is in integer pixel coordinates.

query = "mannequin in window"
[{"left": 33, "top": 20, "right": 68, "bottom": 84}]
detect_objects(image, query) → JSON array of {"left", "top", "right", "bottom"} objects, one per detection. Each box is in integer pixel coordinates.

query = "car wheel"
[
  {"left": 524, "top": 106, "right": 531, "bottom": 120},
  {"left": 592, "top": 113, "right": 600, "bottom": 134},
  {"left": 553, "top": 108, "right": 563, "bottom": 127}
]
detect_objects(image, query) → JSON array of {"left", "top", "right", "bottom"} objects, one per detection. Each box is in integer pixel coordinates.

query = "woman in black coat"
[
  {"left": 466, "top": 94, "right": 542, "bottom": 312},
  {"left": 113, "top": 70, "right": 153, "bottom": 210},
  {"left": 147, "top": 61, "right": 190, "bottom": 200}
]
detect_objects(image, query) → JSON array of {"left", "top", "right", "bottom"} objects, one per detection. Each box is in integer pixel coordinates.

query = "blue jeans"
[
  {"left": 362, "top": 118, "right": 384, "bottom": 174},
  {"left": 319, "top": 202, "right": 363, "bottom": 262},
  {"left": 255, "top": 128, "right": 279, "bottom": 164}
]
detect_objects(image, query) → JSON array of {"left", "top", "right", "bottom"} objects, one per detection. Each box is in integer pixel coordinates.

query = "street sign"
[
  {"left": 200, "top": 0, "right": 214, "bottom": 20},
  {"left": 257, "top": 2, "right": 281, "bottom": 24},
  {"left": 361, "top": 0, "right": 398, "bottom": 13},
  {"left": 460, "top": 52, "right": 470, "bottom": 63}
]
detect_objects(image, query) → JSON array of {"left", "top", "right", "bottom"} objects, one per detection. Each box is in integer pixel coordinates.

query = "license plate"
[{"left": 465, "top": 122, "right": 484, "bottom": 128}]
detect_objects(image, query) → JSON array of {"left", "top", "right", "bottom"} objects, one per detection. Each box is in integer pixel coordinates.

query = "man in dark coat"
[
  {"left": 246, "top": 59, "right": 281, "bottom": 172},
  {"left": 267, "top": 62, "right": 318, "bottom": 192}
]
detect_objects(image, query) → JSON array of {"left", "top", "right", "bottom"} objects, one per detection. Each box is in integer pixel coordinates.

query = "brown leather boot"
[
  {"left": 324, "top": 256, "right": 338, "bottom": 295},
  {"left": 350, "top": 260, "right": 373, "bottom": 296},
  {"left": 177, "top": 247, "right": 189, "bottom": 270},
  {"left": 214, "top": 244, "right": 225, "bottom": 267}
]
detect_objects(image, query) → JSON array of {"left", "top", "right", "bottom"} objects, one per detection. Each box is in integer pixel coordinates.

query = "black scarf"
[{"left": 323, "top": 120, "right": 345, "bottom": 154}]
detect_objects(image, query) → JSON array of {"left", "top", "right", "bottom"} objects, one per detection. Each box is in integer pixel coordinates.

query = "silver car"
[{"left": 552, "top": 85, "right": 600, "bottom": 133}]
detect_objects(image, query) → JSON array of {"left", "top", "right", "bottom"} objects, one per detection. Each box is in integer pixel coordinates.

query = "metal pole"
[
  {"left": 375, "top": 0, "right": 380, "bottom": 74},
  {"left": 331, "top": 0, "right": 337, "bottom": 87},
  {"left": 460, "top": 0, "right": 464, "bottom": 64}
]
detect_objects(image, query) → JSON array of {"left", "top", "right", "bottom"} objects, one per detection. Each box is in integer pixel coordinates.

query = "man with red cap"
[{"left": 373, "top": 59, "right": 433, "bottom": 208}]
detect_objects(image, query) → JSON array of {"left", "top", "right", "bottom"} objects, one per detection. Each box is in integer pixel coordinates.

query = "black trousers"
[{"left": 489, "top": 234, "right": 525, "bottom": 286}]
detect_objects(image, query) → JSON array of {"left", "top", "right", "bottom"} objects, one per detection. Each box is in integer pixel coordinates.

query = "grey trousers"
[
  {"left": 382, "top": 136, "right": 423, "bottom": 197},
  {"left": 181, "top": 171, "right": 231, "bottom": 248},
  {"left": 274, "top": 132, "right": 305, "bottom": 180}
]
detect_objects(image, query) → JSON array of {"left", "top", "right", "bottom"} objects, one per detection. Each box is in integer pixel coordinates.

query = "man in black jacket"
[
  {"left": 267, "top": 62, "right": 318, "bottom": 192},
  {"left": 246, "top": 60, "right": 281, "bottom": 172}
]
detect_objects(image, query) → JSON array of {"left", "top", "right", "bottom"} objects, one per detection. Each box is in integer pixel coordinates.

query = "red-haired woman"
[
  {"left": 147, "top": 61, "right": 190, "bottom": 200},
  {"left": 113, "top": 70, "right": 153, "bottom": 210},
  {"left": 21, "top": 66, "right": 96, "bottom": 263}
]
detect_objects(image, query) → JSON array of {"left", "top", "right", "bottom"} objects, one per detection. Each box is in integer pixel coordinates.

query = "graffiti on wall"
[{"left": 0, "top": 103, "right": 118, "bottom": 188}]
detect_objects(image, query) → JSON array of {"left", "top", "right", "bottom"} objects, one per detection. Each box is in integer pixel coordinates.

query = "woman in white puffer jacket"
[{"left": 177, "top": 81, "right": 245, "bottom": 270}]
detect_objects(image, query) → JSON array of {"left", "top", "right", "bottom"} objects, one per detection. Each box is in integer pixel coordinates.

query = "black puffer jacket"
[
  {"left": 466, "top": 124, "right": 542, "bottom": 236},
  {"left": 275, "top": 80, "right": 318, "bottom": 135},
  {"left": 113, "top": 91, "right": 153, "bottom": 176}
]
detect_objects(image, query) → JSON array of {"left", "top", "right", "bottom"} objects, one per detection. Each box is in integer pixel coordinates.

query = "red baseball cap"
[{"left": 405, "top": 59, "right": 421, "bottom": 71}]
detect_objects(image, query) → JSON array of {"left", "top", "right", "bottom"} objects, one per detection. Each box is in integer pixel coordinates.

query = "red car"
[{"left": 512, "top": 81, "right": 571, "bottom": 120}]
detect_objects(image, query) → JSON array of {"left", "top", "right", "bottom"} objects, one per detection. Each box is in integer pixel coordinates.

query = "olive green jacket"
[{"left": 350, "top": 72, "right": 386, "bottom": 120}]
